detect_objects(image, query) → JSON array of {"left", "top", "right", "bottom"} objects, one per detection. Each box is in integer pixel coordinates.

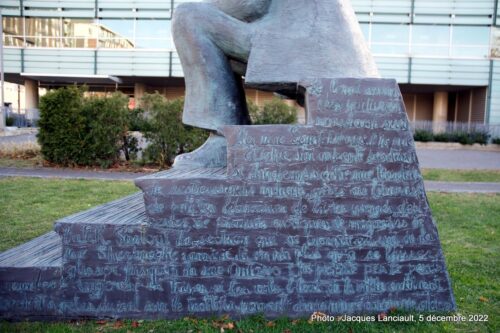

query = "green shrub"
[
  {"left": 492, "top": 137, "right": 500, "bottom": 145},
  {"left": 121, "top": 134, "right": 139, "bottom": 161},
  {"left": 414, "top": 130, "right": 434, "bottom": 142},
  {"left": 141, "top": 93, "right": 208, "bottom": 168},
  {"left": 5, "top": 117, "right": 15, "bottom": 127},
  {"left": 452, "top": 131, "right": 473, "bottom": 145},
  {"left": 38, "top": 86, "right": 86, "bottom": 166},
  {"left": 444, "top": 131, "right": 489, "bottom": 145},
  {"left": 246, "top": 99, "right": 260, "bottom": 121},
  {"left": 79, "top": 93, "right": 130, "bottom": 167},
  {"left": 121, "top": 108, "right": 146, "bottom": 161},
  {"left": 468, "top": 131, "right": 490, "bottom": 145},
  {"left": 414, "top": 129, "right": 490, "bottom": 145},
  {"left": 128, "top": 108, "right": 149, "bottom": 132},
  {"left": 432, "top": 132, "right": 450, "bottom": 142},
  {"left": 249, "top": 97, "right": 298, "bottom": 125},
  {"left": 38, "top": 87, "right": 130, "bottom": 168}
]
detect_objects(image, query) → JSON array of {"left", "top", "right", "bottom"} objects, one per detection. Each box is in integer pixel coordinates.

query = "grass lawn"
[
  {"left": 0, "top": 178, "right": 137, "bottom": 252},
  {"left": 0, "top": 178, "right": 498, "bottom": 332},
  {"left": 421, "top": 169, "right": 500, "bottom": 183}
]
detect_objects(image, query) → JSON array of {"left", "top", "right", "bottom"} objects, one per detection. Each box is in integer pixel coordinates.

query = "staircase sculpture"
[{"left": 0, "top": 78, "right": 455, "bottom": 319}]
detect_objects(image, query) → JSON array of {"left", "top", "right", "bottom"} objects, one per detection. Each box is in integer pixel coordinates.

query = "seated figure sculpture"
[{"left": 172, "top": 0, "right": 380, "bottom": 168}]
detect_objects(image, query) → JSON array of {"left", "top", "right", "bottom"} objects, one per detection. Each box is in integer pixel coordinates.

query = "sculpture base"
[{"left": 0, "top": 78, "right": 455, "bottom": 320}]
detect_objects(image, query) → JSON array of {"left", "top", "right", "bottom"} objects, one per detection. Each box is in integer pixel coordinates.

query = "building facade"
[{"left": 1, "top": 0, "right": 500, "bottom": 127}]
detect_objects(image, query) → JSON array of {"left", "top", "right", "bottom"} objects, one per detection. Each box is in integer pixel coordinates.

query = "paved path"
[
  {"left": 0, "top": 167, "right": 148, "bottom": 181},
  {"left": 0, "top": 134, "right": 37, "bottom": 146},
  {"left": 0, "top": 167, "right": 499, "bottom": 193},
  {"left": 424, "top": 181, "right": 500, "bottom": 193},
  {"left": 416, "top": 149, "right": 500, "bottom": 170}
]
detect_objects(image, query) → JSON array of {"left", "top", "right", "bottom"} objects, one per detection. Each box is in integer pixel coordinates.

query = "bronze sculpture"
[
  {"left": 172, "top": 0, "right": 379, "bottom": 168},
  {"left": 0, "top": 0, "right": 456, "bottom": 320}
]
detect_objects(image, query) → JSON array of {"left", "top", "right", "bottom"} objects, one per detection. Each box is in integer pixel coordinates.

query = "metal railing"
[{"left": 4, "top": 108, "right": 39, "bottom": 127}]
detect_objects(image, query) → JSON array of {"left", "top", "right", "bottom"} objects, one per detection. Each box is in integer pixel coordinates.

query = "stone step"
[
  {"left": 0, "top": 231, "right": 62, "bottom": 268},
  {"left": 136, "top": 167, "right": 227, "bottom": 182},
  {"left": 0, "top": 193, "right": 148, "bottom": 271},
  {"left": 0, "top": 78, "right": 455, "bottom": 320},
  {"left": 135, "top": 167, "right": 227, "bottom": 191},
  {"left": 0, "top": 232, "right": 62, "bottom": 320},
  {"left": 0, "top": 194, "right": 150, "bottom": 319},
  {"left": 54, "top": 193, "right": 149, "bottom": 252},
  {"left": 56, "top": 192, "right": 147, "bottom": 227}
]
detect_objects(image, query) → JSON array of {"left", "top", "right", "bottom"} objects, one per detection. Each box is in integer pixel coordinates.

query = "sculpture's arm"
[{"left": 208, "top": 0, "right": 271, "bottom": 22}]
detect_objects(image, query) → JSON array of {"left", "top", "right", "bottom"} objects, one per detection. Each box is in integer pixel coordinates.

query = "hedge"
[
  {"left": 413, "top": 129, "right": 490, "bottom": 145},
  {"left": 38, "top": 87, "right": 130, "bottom": 168},
  {"left": 139, "top": 93, "right": 209, "bottom": 168},
  {"left": 37, "top": 90, "right": 301, "bottom": 169},
  {"left": 249, "top": 98, "right": 298, "bottom": 125}
]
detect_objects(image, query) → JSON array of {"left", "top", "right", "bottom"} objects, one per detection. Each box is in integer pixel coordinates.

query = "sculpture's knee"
[{"left": 172, "top": 3, "right": 211, "bottom": 38}]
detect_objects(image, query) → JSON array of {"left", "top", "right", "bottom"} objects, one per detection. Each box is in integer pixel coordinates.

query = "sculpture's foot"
[{"left": 173, "top": 133, "right": 227, "bottom": 169}]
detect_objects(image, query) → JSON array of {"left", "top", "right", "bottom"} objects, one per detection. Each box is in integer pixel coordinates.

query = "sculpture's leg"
[
  {"left": 172, "top": 2, "right": 253, "bottom": 168},
  {"left": 173, "top": 2, "right": 252, "bottom": 129}
]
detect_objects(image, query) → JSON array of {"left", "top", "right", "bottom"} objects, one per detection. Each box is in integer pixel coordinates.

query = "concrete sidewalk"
[
  {"left": 416, "top": 148, "right": 500, "bottom": 170},
  {"left": 0, "top": 166, "right": 499, "bottom": 193},
  {"left": 0, "top": 133, "right": 37, "bottom": 146},
  {"left": 424, "top": 181, "right": 500, "bottom": 193},
  {"left": 0, "top": 167, "right": 148, "bottom": 181}
]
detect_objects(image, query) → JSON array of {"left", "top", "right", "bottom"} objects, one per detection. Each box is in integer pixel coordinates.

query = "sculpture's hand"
[{"left": 208, "top": 0, "right": 271, "bottom": 22}]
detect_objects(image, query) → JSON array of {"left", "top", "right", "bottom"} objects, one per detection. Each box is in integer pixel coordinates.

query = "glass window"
[
  {"left": 25, "top": 18, "right": 62, "bottom": 47},
  {"left": 25, "top": 18, "right": 61, "bottom": 37},
  {"left": 2, "top": 17, "right": 24, "bottom": 47},
  {"left": 134, "top": 37, "right": 174, "bottom": 49},
  {"left": 452, "top": 26, "right": 490, "bottom": 58},
  {"left": 412, "top": 25, "right": 449, "bottom": 44},
  {"left": 98, "top": 19, "right": 134, "bottom": 49},
  {"left": 492, "top": 27, "right": 500, "bottom": 59},
  {"left": 411, "top": 25, "right": 450, "bottom": 56},
  {"left": 135, "top": 19, "right": 169, "bottom": 38},
  {"left": 359, "top": 23, "right": 370, "bottom": 42},
  {"left": 63, "top": 19, "right": 98, "bottom": 38},
  {"left": 98, "top": 19, "right": 134, "bottom": 39},
  {"left": 98, "top": 37, "right": 134, "bottom": 49},
  {"left": 135, "top": 19, "right": 173, "bottom": 49},
  {"left": 370, "top": 24, "right": 409, "bottom": 55},
  {"left": 63, "top": 19, "right": 99, "bottom": 48},
  {"left": 453, "top": 26, "right": 489, "bottom": 45}
]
